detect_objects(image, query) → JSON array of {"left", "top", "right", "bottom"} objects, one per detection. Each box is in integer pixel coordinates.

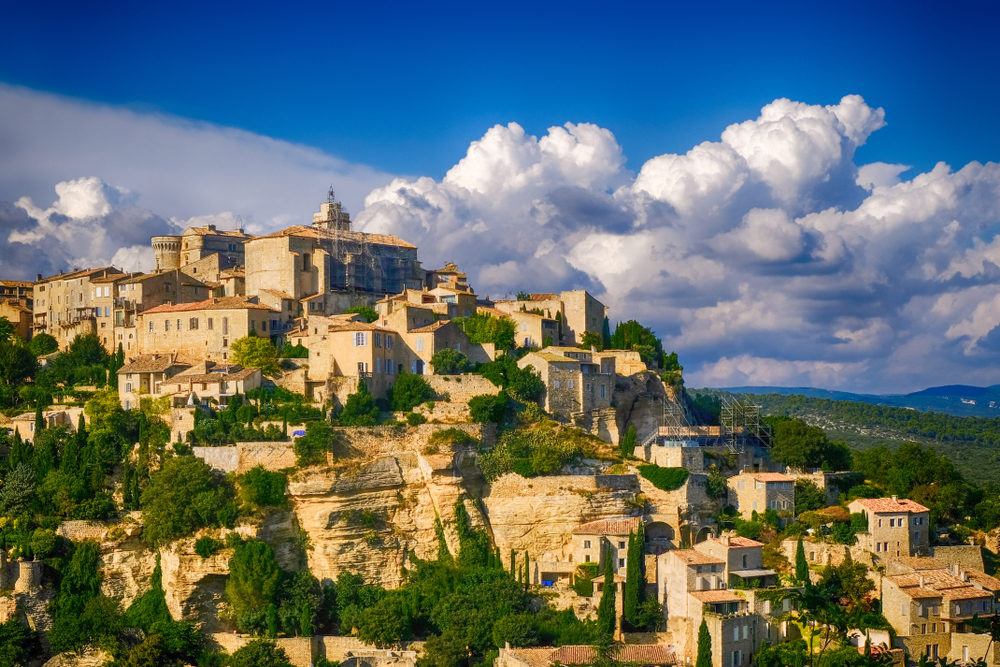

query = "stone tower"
[
  {"left": 152, "top": 235, "right": 182, "bottom": 271},
  {"left": 312, "top": 194, "right": 351, "bottom": 232}
]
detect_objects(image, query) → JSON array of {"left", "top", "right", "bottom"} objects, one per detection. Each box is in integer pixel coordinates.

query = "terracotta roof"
[
  {"left": 409, "top": 320, "right": 451, "bottom": 333},
  {"left": 572, "top": 517, "right": 642, "bottom": 536},
  {"left": 506, "top": 644, "right": 675, "bottom": 666},
  {"left": 529, "top": 293, "right": 559, "bottom": 301},
  {"left": 965, "top": 570, "right": 1000, "bottom": 591},
  {"left": 528, "top": 352, "right": 580, "bottom": 365},
  {"left": 260, "top": 289, "right": 295, "bottom": 301},
  {"left": 689, "top": 589, "right": 745, "bottom": 603},
  {"left": 163, "top": 367, "right": 259, "bottom": 384},
  {"left": 119, "top": 355, "right": 191, "bottom": 374},
  {"left": 709, "top": 535, "right": 764, "bottom": 549},
  {"left": 886, "top": 572, "right": 994, "bottom": 601},
  {"left": 252, "top": 224, "right": 416, "bottom": 249},
  {"left": 895, "top": 557, "right": 948, "bottom": 571},
  {"left": 852, "top": 497, "right": 930, "bottom": 514},
  {"left": 669, "top": 549, "right": 726, "bottom": 566},
  {"left": 36, "top": 266, "right": 118, "bottom": 284},
  {"left": 590, "top": 573, "right": 626, "bottom": 584},
  {"left": 747, "top": 472, "right": 795, "bottom": 483},
  {"left": 328, "top": 321, "right": 393, "bottom": 334},
  {"left": 183, "top": 226, "right": 250, "bottom": 238},
  {"left": 0, "top": 280, "right": 34, "bottom": 288},
  {"left": 90, "top": 272, "right": 131, "bottom": 284},
  {"left": 141, "top": 297, "right": 277, "bottom": 314}
]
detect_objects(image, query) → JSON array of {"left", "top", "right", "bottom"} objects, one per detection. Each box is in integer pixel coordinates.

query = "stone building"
[
  {"left": 32, "top": 266, "right": 122, "bottom": 348},
  {"left": 494, "top": 290, "right": 607, "bottom": 346},
  {"left": 396, "top": 320, "right": 494, "bottom": 375},
  {"left": 244, "top": 200, "right": 424, "bottom": 315},
  {"left": 11, "top": 406, "right": 86, "bottom": 442},
  {"left": 136, "top": 296, "right": 278, "bottom": 362},
  {"left": 117, "top": 355, "right": 261, "bottom": 411},
  {"left": 117, "top": 354, "right": 193, "bottom": 411},
  {"left": 517, "top": 348, "right": 614, "bottom": 418},
  {"left": 152, "top": 224, "right": 251, "bottom": 271},
  {"left": 848, "top": 496, "right": 931, "bottom": 559},
  {"left": 727, "top": 472, "right": 795, "bottom": 521},
  {"left": 295, "top": 318, "right": 401, "bottom": 402},
  {"left": 0, "top": 298, "right": 32, "bottom": 341},
  {"left": 0, "top": 280, "right": 33, "bottom": 305},
  {"left": 571, "top": 516, "right": 643, "bottom": 576},
  {"left": 425, "top": 262, "right": 471, "bottom": 292}
]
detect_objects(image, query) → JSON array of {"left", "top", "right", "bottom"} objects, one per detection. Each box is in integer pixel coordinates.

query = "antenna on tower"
[{"left": 327, "top": 185, "right": 337, "bottom": 203}]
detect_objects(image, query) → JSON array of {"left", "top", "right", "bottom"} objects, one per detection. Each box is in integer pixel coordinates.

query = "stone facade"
[
  {"left": 494, "top": 289, "right": 607, "bottom": 346},
  {"left": 518, "top": 348, "right": 614, "bottom": 418},
  {"left": 848, "top": 496, "right": 931, "bottom": 558},
  {"left": 727, "top": 472, "right": 795, "bottom": 521},
  {"left": 32, "top": 266, "right": 121, "bottom": 348}
]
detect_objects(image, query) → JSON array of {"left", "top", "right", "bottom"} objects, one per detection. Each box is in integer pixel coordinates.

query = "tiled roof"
[
  {"left": 895, "top": 557, "right": 948, "bottom": 571},
  {"left": 409, "top": 320, "right": 451, "bottom": 333},
  {"left": 572, "top": 517, "right": 642, "bottom": 536},
  {"left": 328, "top": 321, "right": 393, "bottom": 333},
  {"left": 668, "top": 549, "right": 726, "bottom": 566},
  {"left": 852, "top": 497, "right": 930, "bottom": 514},
  {"left": 142, "top": 297, "right": 277, "bottom": 314},
  {"left": 747, "top": 472, "right": 795, "bottom": 483},
  {"left": 505, "top": 644, "right": 675, "bottom": 666},
  {"left": 90, "top": 272, "right": 132, "bottom": 284},
  {"left": 0, "top": 280, "right": 33, "bottom": 288},
  {"left": 689, "top": 589, "right": 744, "bottom": 603},
  {"left": 260, "top": 289, "right": 295, "bottom": 301},
  {"left": 164, "top": 367, "right": 259, "bottom": 384},
  {"left": 965, "top": 570, "right": 1000, "bottom": 591},
  {"left": 183, "top": 226, "right": 250, "bottom": 238},
  {"left": 887, "top": 572, "right": 994, "bottom": 601},
  {"left": 710, "top": 535, "right": 764, "bottom": 549},
  {"left": 36, "top": 266, "right": 118, "bottom": 284},
  {"left": 119, "top": 355, "right": 191, "bottom": 374},
  {"left": 590, "top": 573, "right": 626, "bottom": 584},
  {"left": 253, "top": 224, "right": 416, "bottom": 248}
]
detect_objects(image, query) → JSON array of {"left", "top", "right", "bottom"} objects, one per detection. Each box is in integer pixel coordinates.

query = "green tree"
[
  {"left": 795, "top": 535, "right": 809, "bottom": 584},
  {"left": 140, "top": 456, "right": 237, "bottom": 545},
  {"left": 0, "top": 317, "right": 13, "bottom": 342},
  {"left": 49, "top": 541, "right": 123, "bottom": 654},
  {"left": 579, "top": 331, "right": 604, "bottom": 351},
  {"left": 388, "top": 373, "right": 435, "bottom": 412},
  {"left": 227, "top": 540, "right": 281, "bottom": 635},
  {"left": 237, "top": 466, "right": 287, "bottom": 508},
  {"left": 620, "top": 424, "right": 636, "bottom": 459},
  {"left": 229, "top": 640, "right": 293, "bottom": 667},
  {"left": 430, "top": 348, "right": 474, "bottom": 374},
  {"left": 696, "top": 619, "right": 712, "bottom": 667},
  {"left": 345, "top": 305, "right": 379, "bottom": 323},
  {"left": 230, "top": 336, "right": 280, "bottom": 376},
  {"left": 294, "top": 420, "right": 334, "bottom": 466},
  {"left": 623, "top": 524, "right": 646, "bottom": 629},
  {"left": 468, "top": 391, "right": 508, "bottom": 424},
  {"left": 337, "top": 380, "right": 380, "bottom": 426},
  {"left": 0, "top": 337, "right": 37, "bottom": 387},
  {"left": 0, "top": 464, "right": 35, "bottom": 517},
  {"left": 28, "top": 332, "right": 58, "bottom": 356},
  {"left": 595, "top": 547, "right": 616, "bottom": 639},
  {"left": 357, "top": 590, "right": 413, "bottom": 647},
  {"left": 455, "top": 313, "right": 516, "bottom": 349},
  {"left": 795, "top": 479, "right": 827, "bottom": 514},
  {"left": 0, "top": 618, "right": 41, "bottom": 666}
]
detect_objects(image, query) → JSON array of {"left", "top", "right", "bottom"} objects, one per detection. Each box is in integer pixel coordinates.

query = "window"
[
  {"left": 733, "top": 626, "right": 739, "bottom": 641},
  {"left": 416, "top": 336, "right": 424, "bottom": 351},
  {"left": 165, "top": 320, "right": 171, "bottom": 331},
  {"left": 207, "top": 317, "right": 213, "bottom": 330},
  {"left": 618, "top": 541, "right": 625, "bottom": 549},
  {"left": 522, "top": 322, "right": 528, "bottom": 331},
  {"left": 303, "top": 253, "right": 310, "bottom": 271},
  {"left": 585, "top": 554, "right": 591, "bottom": 562},
  {"left": 176, "top": 319, "right": 182, "bottom": 331},
  {"left": 386, "top": 336, "right": 393, "bottom": 349},
  {"left": 376, "top": 357, "right": 382, "bottom": 373},
  {"left": 358, "top": 362, "right": 368, "bottom": 374},
  {"left": 374, "top": 333, "right": 382, "bottom": 348},
  {"left": 222, "top": 317, "right": 229, "bottom": 335},
  {"left": 731, "top": 651, "right": 741, "bottom": 667},
  {"left": 600, "top": 384, "right": 605, "bottom": 398},
  {"left": 262, "top": 321, "right": 267, "bottom": 331},
  {"left": 742, "top": 625, "right": 748, "bottom": 640},
  {"left": 189, "top": 317, "right": 199, "bottom": 330},
  {"left": 554, "top": 379, "right": 561, "bottom": 389},
  {"left": 355, "top": 332, "right": 367, "bottom": 346},
  {"left": 584, "top": 540, "right": 591, "bottom": 549},
  {"left": 618, "top": 558, "right": 624, "bottom": 568},
  {"left": 149, "top": 321, "right": 154, "bottom": 332},
  {"left": 223, "top": 338, "right": 229, "bottom": 348},
  {"left": 567, "top": 379, "right": 574, "bottom": 388}
]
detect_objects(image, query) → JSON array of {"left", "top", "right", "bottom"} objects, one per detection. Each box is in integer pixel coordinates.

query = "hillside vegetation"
[{"left": 747, "top": 392, "right": 1000, "bottom": 489}]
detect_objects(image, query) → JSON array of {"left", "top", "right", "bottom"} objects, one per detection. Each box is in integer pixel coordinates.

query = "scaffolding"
[{"left": 643, "top": 393, "right": 772, "bottom": 453}]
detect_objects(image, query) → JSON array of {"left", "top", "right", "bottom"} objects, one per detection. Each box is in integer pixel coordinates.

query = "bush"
[
  {"left": 638, "top": 464, "right": 689, "bottom": 491},
  {"left": 337, "top": 381, "right": 380, "bottom": 426},
  {"left": 406, "top": 412, "right": 427, "bottom": 426},
  {"left": 229, "top": 639, "right": 293, "bottom": 667},
  {"left": 230, "top": 336, "right": 280, "bottom": 377},
  {"left": 387, "top": 373, "right": 435, "bottom": 412},
  {"left": 280, "top": 342, "right": 309, "bottom": 358},
  {"left": 455, "top": 313, "right": 516, "bottom": 349},
  {"left": 140, "top": 456, "right": 238, "bottom": 545},
  {"left": 195, "top": 536, "right": 223, "bottom": 559},
  {"left": 345, "top": 306, "right": 378, "bottom": 323},
  {"left": 28, "top": 332, "right": 58, "bottom": 356},
  {"left": 227, "top": 541, "right": 281, "bottom": 635},
  {"left": 479, "top": 422, "right": 596, "bottom": 481},
  {"left": 294, "top": 420, "right": 334, "bottom": 467},
  {"left": 428, "top": 428, "right": 477, "bottom": 448},
  {"left": 237, "top": 466, "right": 288, "bottom": 508},
  {"left": 469, "top": 392, "right": 508, "bottom": 424},
  {"left": 430, "top": 348, "right": 474, "bottom": 374}
]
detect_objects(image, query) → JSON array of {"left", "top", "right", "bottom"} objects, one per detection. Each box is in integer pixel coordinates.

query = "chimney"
[
  {"left": 36, "top": 273, "right": 42, "bottom": 281},
  {"left": 891, "top": 495, "right": 898, "bottom": 502},
  {"left": 919, "top": 575, "right": 925, "bottom": 587},
  {"left": 208, "top": 224, "right": 217, "bottom": 231}
]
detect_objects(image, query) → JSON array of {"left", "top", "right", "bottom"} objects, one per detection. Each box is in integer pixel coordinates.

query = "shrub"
[
  {"left": 237, "top": 466, "right": 288, "bottom": 508},
  {"left": 345, "top": 306, "right": 378, "bottom": 323},
  {"left": 479, "top": 422, "right": 595, "bottom": 481},
  {"left": 406, "top": 412, "right": 427, "bottom": 426},
  {"left": 455, "top": 313, "right": 516, "bottom": 349},
  {"left": 230, "top": 336, "right": 280, "bottom": 376},
  {"left": 428, "top": 428, "right": 477, "bottom": 448},
  {"left": 294, "top": 420, "right": 334, "bottom": 467},
  {"left": 638, "top": 464, "right": 690, "bottom": 491},
  {"left": 430, "top": 348, "right": 474, "bottom": 374},
  {"left": 227, "top": 541, "right": 281, "bottom": 635},
  {"left": 229, "top": 639, "right": 293, "bottom": 667},
  {"left": 337, "top": 380, "right": 380, "bottom": 426},
  {"left": 280, "top": 342, "right": 309, "bottom": 358},
  {"left": 195, "top": 536, "right": 223, "bottom": 559},
  {"left": 141, "top": 456, "right": 238, "bottom": 545},
  {"left": 387, "top": 373, "right": 435, "bottom": 412},
  {"left": 469, "top": 392, "right": 508, "bottom": 424}
]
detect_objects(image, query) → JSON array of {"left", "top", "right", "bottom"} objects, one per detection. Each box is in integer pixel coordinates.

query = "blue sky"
[
  {"left": 2, "top": 1, "right": 1000, "bottom": 393},
  {"left": 3, "top": 1, "right": 998, "bottom": 178}
]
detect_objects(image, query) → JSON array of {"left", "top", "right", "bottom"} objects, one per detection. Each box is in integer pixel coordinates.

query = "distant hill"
[{"left": 723, "top": 384, "right": 1000, "bottom": 418}]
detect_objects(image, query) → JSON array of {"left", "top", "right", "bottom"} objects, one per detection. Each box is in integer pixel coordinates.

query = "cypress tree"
[
  {"left": 510, "top": 548, "right": 516, "bottom": 576},
  {"left": 696, "top": 619, "right": 712, "bottom": 667},
  {"left": 7, "top": 431, "right": 27, "bottom": 470},
  {"left": 524, "top": 551, "right": 530, "bottom": 588},
  {"left": 620, "top": 424, "right": 637, "bottom": 459},
  {"left": 33, "top": 403, "right": 44, "bottom": 437},
  {"left": 795, "top": 535, "right": 809, "bottom": 584},
  {"left": 596, "top": 546, "right": 617, "bottom": 639},
  {"left": 494, "top": 547, "right": 502, "bottom": 570},
  {"left": 434, "top": 516, "right": 451, "bottom": 563},
  {"left": 122, "top": 465, "right": 134, "bottom": 509},
  {"left": 601, "top": 316, "right": 612, "bottom": 349},
  {"left": 624, "top": 524, "right": 647, "bottom": 629}
]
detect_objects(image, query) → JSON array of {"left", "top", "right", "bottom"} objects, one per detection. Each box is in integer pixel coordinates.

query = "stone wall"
[
  {"left": 423, "top": 374, "right": 499, "bottom": 403},
  {"left": 932, "top": 545, "right": 986, "bottom": 573}
]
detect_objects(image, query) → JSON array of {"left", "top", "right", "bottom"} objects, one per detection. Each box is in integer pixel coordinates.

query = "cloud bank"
[
  {"left": 354, "top": 95, "right": 1000, "bottom": 392},
  {"left": 4, "top": 88, "right": 1000, "bottom": 392}
]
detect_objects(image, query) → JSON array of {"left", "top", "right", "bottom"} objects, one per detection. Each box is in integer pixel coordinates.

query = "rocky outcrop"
[
  {"left": 159, "top": 537, "right": 233, "bottom": 629},
  {"left": 42, "top": 648, "right": 112, "bottom": 667}
]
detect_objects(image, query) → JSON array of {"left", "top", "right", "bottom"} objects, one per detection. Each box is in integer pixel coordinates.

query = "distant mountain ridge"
[{"left": 720, "top": 384, "right": 1000, "bottom": 418}]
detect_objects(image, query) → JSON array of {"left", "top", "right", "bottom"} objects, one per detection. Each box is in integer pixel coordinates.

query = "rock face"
[{"left": 159, "top": 537, "right": 233, "bottom": 629}]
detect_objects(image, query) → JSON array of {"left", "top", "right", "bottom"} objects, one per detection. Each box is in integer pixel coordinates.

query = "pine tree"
[
  {"left": 795, "top": 535, "right": 809, "bottom": 584},
  {"left": 596, "top": 546, "right": 617, "bottom": 639},
  {"left": 696, "top": 619, "right": 712, "bottom": 667}
]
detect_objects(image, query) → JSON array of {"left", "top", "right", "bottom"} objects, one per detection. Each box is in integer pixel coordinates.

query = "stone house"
[
  {"left": 571, "top": 516, "right": 643, "bottom": 576},
  {"left": 136, "top": 296, "right": 278, "bottom": 362},
  {"left": 11, "top": 407, "right": 86, "bottom": 442},
  {"left": 484, "top": 306, "right": 558, "bottom": 349},
  {"left": 517, "top": 349, "right": 614, "bottom": 418},
  {"left": 693, "top": 535, "right": 778, "bottom": 589},
  {"left": 425, "top": 262, "right": 471, "bottom": 292},
  {"left": 0, "top": 298, "right": 32, "bottom": 341},
  {"left": 493, "top": 290, "right": 607, "bottom": 346},
  {"left": 0, "top": 280, "right": 33, "bottom": 305},
  {"left": 727, "top": 472, "right": 795, "bottom": 521},
  {"left": 32, "top": 266, "right": 122, "bottom": 348},
  {"left": 882, "top": 567, "right": 998, "bottom": 662},
  {"left": 397, "top": 320, "right": 494, "bottom": 374},
  {"left": 848, "top": 496, "right": 931, "bottom": 559},
  {"left": 376, "top": 286, "right": 477, "bottom": 324},
  {"left": 152, "top": 224, "right": 250, "bottom": 271},
  {"left": 113, "top": 269, "right": 215, "bottom": 354},
  {"left": 156, "top": 362, "right": 262, "bottom": 409},
  {"left": 117, "top": 354, "right": 193, "bottom": 411},
  {"left": 297, "top": 320, "right": 401, "bottom": 401},
  {"left": 243, "top": 200, "right": 424, "bottom": 314}
]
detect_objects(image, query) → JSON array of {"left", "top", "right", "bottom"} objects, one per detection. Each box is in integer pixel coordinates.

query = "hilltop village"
[{"left": 1, "top": 198, "right": 1000, "bottom": 667}]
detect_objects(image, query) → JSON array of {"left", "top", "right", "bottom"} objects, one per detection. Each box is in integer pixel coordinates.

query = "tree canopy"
[{"left": 230, "top": 336, "right": 280, "bottom": 376}]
